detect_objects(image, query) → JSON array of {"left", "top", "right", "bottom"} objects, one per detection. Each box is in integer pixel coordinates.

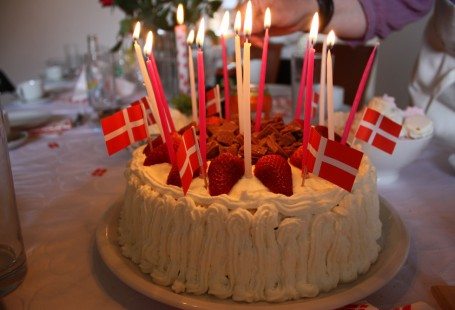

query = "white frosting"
[{"left": 118, "top": 146, "right": 382, "bottom": 302}]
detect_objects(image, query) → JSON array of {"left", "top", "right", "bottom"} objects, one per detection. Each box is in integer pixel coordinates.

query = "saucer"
[
  {"left": 7, "top": 131, "right": 28, "bottom": 150},
  {"left": 8, "top": 110, "right": 52, "bottom": 129}
]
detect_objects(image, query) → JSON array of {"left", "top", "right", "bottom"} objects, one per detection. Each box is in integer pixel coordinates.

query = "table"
[{"left": 1, "top": 107, "right": 454, "bottom": 309}]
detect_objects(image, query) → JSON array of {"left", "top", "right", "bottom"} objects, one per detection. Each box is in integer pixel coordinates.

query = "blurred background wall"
[{"left": 0, "top": 0, "right": 431, "bottom": 108}]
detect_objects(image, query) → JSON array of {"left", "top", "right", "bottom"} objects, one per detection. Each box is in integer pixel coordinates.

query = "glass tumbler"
[{"left": 0, "top": 108, "right": 27, "bottom": 296}]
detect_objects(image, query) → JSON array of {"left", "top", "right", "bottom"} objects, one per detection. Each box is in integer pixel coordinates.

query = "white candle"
[
  {"left": 175, "top": 4, "right": 190, "bottom": 94},
  {"left": 243, "top": 1, "right": 252, "bottom": 178},
  {"left": 132, "top": 22, "right": 164, "bottom": 140},
  {"left": 326, "top": 31, "right": 336, "bottom": 140},
  {"left": 187, "top": 30, "right": 197, "bottom": 123},
  {"left": 234, "top": 11, "right": 244, "bottom": 134},
  {"left": 318, "top": 38, "right": 327, "bottom": 125}
]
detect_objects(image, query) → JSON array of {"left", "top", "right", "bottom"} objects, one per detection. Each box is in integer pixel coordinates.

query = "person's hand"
[{"left": 237, "top": 0, "right": 318, "bottom": 37}]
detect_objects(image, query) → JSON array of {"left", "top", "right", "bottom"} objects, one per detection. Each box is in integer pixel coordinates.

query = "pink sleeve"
[{"left": 357, "top": 0, "right": 434, "bottom": 40}]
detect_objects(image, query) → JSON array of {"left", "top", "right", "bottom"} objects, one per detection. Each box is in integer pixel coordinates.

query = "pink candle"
[
  {"left": 219, "top": 11, "right": 231, "bottom": 120},
  {"left": 254, "top": 7, "right": 271, "bottom": 132},
  {"left": 301, "top": 45, "right": 315, "bottom": 165},
  {"left": 149, "top": 52, "right": 176, "bottom": 133},
  {"left": 341, "top": 44, "right": 378, "bottom": 144},
  {"left": 196, "top": 19, "right": 207, "bottom": 169},
  {"left": 145, "top": 58, "right": 176, "bottom": 165},
  {"left": 220, "top": 37, "right": 231, "bottom": 120},
  {"left": 301, "top": 13, "right": 319, "bottom": 174},
  {"left": 295, "top": 40, "right": 309, "bottom": 120}
]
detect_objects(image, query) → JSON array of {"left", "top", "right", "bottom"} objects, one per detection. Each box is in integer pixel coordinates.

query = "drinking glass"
[{"left": 0, "top": 107, "right": 27, "bottom": 297}]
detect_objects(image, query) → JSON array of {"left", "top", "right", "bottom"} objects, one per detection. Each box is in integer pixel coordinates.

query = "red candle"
[
  {"left": 219, "top": 11, "right": 231, "bottom": 120},
  {"left": 341, "top": 44, "right": 378, "bottom": 144},
  {"left": 144, "top": 32, "right": 176, "bottom": 165},
  {"left": 196, "top": 19, "right": 207, "bottom": 169},
  {"left": 254, "top": 7, "right": 271, "bottom": 132},
  {"left": 295, "top": 40, "right": 309, "bottom": 120}
]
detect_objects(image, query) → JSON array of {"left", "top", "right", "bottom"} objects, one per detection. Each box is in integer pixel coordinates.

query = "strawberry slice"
[
  {"left": 254, "top": 154, "right": 293, "bottom": 196},
  {"left": 143, "top": 133, "right": 182, "bottom": 166},
  {"left": 208, "top": 153, "right": 244, "bottom": 196},
  {"left": 290, "top": 145, "right": 304, "bottom": 169}
]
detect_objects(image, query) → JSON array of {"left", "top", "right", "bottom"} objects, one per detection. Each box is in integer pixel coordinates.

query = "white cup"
[
  {"left": 45, "top": 65, "right": 63, "bottom": 81},
  {"left": 17, "top": 79, "right": 43, "bottom": 102}
]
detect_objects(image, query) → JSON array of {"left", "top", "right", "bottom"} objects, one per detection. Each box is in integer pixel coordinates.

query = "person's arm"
[
  {"left": 356, "top": 0, "right": 433, "bottom": 41},
  {"left": 240, "top": 0, "right": 433, "bottom": 41}
]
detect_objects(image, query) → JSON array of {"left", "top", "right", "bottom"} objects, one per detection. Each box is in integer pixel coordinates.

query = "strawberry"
[
  {"left": 143, "top": 133, "right": 182, "bottom": 166},
  {"left": 208, "top": 153, "right": 244, "bottom": 196},
  {"left": 166, "top": 165, "right": 181, "bottom": 186},
  {"left": 254, "top": 154, "right": 293, "bottom": 196},
  {"left": 290, "top": 146, "right": 304, "bottom": 169},
  {"left": 144, "top": 143, "right": 169, "bottom": 166},
  {"left": 167, "top": 165, "right": 201, "bottom": 187}
]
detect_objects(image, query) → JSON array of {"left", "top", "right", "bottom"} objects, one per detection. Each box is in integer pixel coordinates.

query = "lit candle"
[
  {"left": 318, "top": 33, "right": 328, "bottom": 125},
  {"left": 301, "top": 13, "right": 318, "bottom": 174},
  {"left": 341, "top": 44, "right": 378, "bottom": 144},
  {"left": 175, "top": 4, "right": 190, "bottom": 94},
  {"left": 295, "top": 40, "right": 309, "bottom": 120},
  {"left": 234, "top": 11, "right": 244, "bottom": 134},
  {"left": 132, "top": 22, "right": 164, "bottom": 140},
  {"left": 187, "top": 30, "right": 198, "bottom": 123},
  {"left": 147, "top": 32, "right": 176, "bottom": 133},
  {"left": 326, "top": 30, "right": 336, "bottom": 140},
  {"left": 196, "top": 19, "right": 207, "bottom": 170},
  {"left": 254, "top": 7, "right": 271, "bottom": 132},
  {"left": 243, "top": 1, "right": 253, "bottom": 178},
  {"left": 219, "top": 11, "right": 231, "bottom": 120},
  {"left": 144, "top": 32, "right": 176, "bottom": 165}
]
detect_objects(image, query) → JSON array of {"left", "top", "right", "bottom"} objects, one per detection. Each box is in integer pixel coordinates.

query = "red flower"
[{"left": 99, "top": 0, "right": 114, "bottom": 7}]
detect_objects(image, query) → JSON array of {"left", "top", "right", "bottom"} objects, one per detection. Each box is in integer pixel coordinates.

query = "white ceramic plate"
[
  {"left": 96, "top": 197, "right": 409, "bottom": 310},
  {"left": 7, "top": 131, "right": 28, "bottom": 150},
  {"left": 7, "top": 110, "right": 52, "bottom": 129}
]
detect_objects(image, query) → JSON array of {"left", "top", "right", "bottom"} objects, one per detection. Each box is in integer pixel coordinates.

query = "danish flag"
[
  {"left": 132, "top": 97, "right": 155, "bottom": 125},
  {"left": 101, "top": 104, "right": 148, "bottom": 155},
  {"left": 206, "top": 85, "right": 222, "bottom": 117},
  {"left": 176, "top": 126, "right": 203, "bottom": 194},
  {"left": 355, "top": 108, "right": 403, "bottom": 154},
  {"left": 306, "top": 127, "right": 364, "bottom": 192}
]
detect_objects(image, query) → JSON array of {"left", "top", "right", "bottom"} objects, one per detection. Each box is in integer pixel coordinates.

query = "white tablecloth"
[{"left": 2, "top": 122, "right": 454, "bottom": 309}]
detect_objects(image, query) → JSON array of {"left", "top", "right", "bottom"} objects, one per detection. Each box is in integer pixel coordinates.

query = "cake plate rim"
[{"left": 96, "top": 196, "right": 409, "bottom": 310}]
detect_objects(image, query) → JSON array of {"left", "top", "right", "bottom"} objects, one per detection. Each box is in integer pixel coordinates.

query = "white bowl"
[{"left": 359, "top": 133, "right": 433, "bottom": 184}]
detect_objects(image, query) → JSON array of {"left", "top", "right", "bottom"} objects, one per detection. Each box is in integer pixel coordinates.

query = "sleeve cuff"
[{"left": 357, "top": 0, "right": 378, "bottom": 41}]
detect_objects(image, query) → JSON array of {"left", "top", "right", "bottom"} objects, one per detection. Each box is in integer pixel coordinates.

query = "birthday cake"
[{"left": 117, "top": 117, "right": 382, "bottom": 302}]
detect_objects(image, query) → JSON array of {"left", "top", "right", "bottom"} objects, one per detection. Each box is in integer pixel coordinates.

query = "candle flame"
[
  {"left": 143, "top": 31, "right": 153, "bottom": 56},
  {"left": 244, "top": 0, "right": 252, "bottom": 36},
  {"left": 264, "top": 7, "right": 271, "bottom": 29},
  {"left": 133, "top": 22, "right": 141, "bottom": 40},
  {"left": 234, "top": 11, "right": 242, "bottom": 34},
  {"left": 187, "top": 29, "right": 195, "bottom": 45},
  {"left": 177, "top": 4, "right": 184, "bottom": 25},
  {"left": 196, "top": 18, "right": 205, "bottom": 47},
  {"left": 309, "top": 12, "right": 319, "bottom": 44},
  {"left": 220, "top": 11, "right": 230, "bottom": 36},
  {"left": 327, "top": 30, "right": 336, "bottom": 48}
]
